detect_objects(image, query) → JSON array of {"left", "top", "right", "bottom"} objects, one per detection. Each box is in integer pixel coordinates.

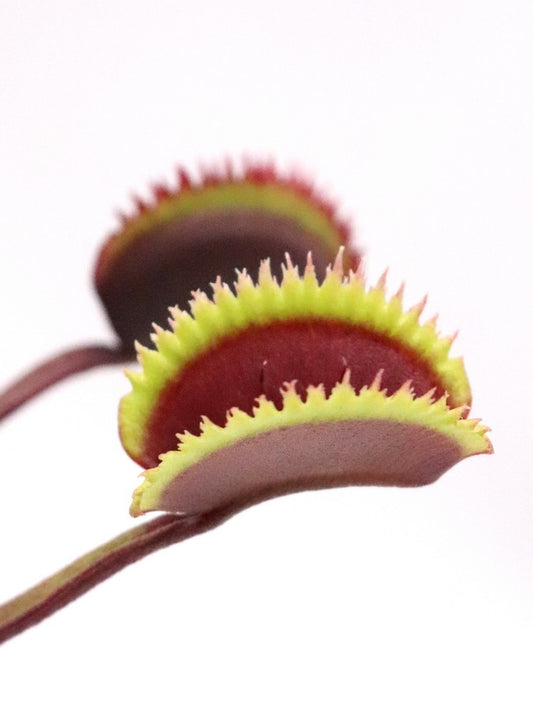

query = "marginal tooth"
[
  {"left": 324, "top": 259, "right": 343, "bottom": 287},
  {"left": 192, "top": 299, "right": 212, "bottom": 322},
  {"left": 189, "top": 288, "right": 212, "bottom": 316},
  {"left": 432, "top": 334, "right": 455, "bottom": 360},
  {"left": 450, "top": 355, "right": 468, "bottom": 380},
  {"left": 199, "top": 415, "right": 220, "bottom": 434},
  {"left": 168, "top": 306, "right": 193, "bottom": 329},
  {"left": 168, "top": 308, "right": 199, "bottom": 340},
  {"left": 330, "top": 377, "right": 357, "bottom": 405},
  {"left": 152, "top": 183, "right": 171, "bottom": 201},
  {"left": 457, "top": 402, "right": 472, "bottom": 417},
  {"left": 284, "top": 252, "right": 295, "bottom": 271},
  {"left": 150, "top": 322, "right": 165, "bottom": 345},
  {"left": 433, "top": 332, "right": 459, "bottom": 361},
  {"left": 168, "top": 305, "right": 183, "bottom": 321},
  {"left": 281, "top": 253, "right": 299, "bottom": 282},
  {"left": 132, "top": 194, "right": 149, "bottom": 214},
  {"left": 474, "top": 421, "right": 492, "bottom": 437},
  {"left": 134, "top": 340, "right": 146, "bottom": 357},
  {"left": 253, "top": 394, "right": 276, "bottom": 416},
  {"left": 280, "top": 380, "right": 302, "bottom": 409},
  {"left": 420, "top": 387, "right": 437, "bottom": 404},
  {"left": 233, "top": 270, "right": 244, "bottom": 290},
  {"left": 189, "top": 288, "right": 205, "bottom": 302},
  {"left": 226, "top": 407, "right": 251, "bottom": 427},
  {"left": 395, "top": 380, "right": 414, "bottom": 397},
  {"left": 235, "top": 268, "right": 254, "bottom": 292},
  {"left": 443, "top": 404, "right": 468, "bottom": 423},
  {"left": 304, "top": 252, "right": 316, "bottom": 279},
  {"left": 465, "top": 417, "right": 483, "bottom": 428},
  {"left": 376, "top": 268, "right": 388, "bottom": 292},
  {"left": 137, "top": 344, "right": 167, "bottom": 373},
  {"left": 370, "top": 369, "right": 384, "bottom": 391},
  {"left": 434, "top": 393, "right": 450, "bottom": 411},
  {"left": 176, "top": 429, "right": 198, "bottom": 449},
  {"left": 212, "top": 277, "right": 236, "bottom": 307},
  {"left": 332, "top": 247, "right": 345, "bottom": 277},
  {"left": 176, "top": 167, "right": 192, "bottom": 190},
  {"left": 252, "top": 395, "right": 265, "bottom": 414},
  {"left": 341, "top": 368, "right": 352, "bottom": 386},
  {"left": 282, "top": 379, "right": 298, "bottom": 395},
  {"left": 152, "top": 327, "right": 182, "bottom": 361},
  {"left": 424, "top": 313, "right": 439, "bottom": 331},
  {"left": 306, "top": 383, "right": 326, "bottom": 404},
  {"left": 393, "top": 282, "right": 405, "bottom": 304},
  {"left": 281, "top": 258, "right": 300, "bottom": 289},
  {"left": 125, "top": 369, "right": 145, "bottom": 389},
  {"left": 210, "top": 275, "right": 224, "bottom": 298},
  {"left": 353, "top": 256, "right": 366, "bottom": 284},
  {"left": 408, "top": 294, "right": 428, "bottom": 322},
  {"left": 258, "top": 258, "right": 275, "bottom": 286}
]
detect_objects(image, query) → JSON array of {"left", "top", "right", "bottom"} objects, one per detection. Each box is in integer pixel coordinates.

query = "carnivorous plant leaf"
[
  {"left": 0, "top": 159, "right": 355, "bottom": 422},
  {"left": 95, "top": 160, "right": 359, "bottom": 348}
]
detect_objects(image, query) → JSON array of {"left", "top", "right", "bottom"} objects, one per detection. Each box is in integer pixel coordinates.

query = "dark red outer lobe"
[
  {"left": 96, "top": 208, "right": 358, "bottom": 350},
  {"left": 138, "top": 319, "right": 447, "bottom": 468},
  {"left": 157, "top": 419, "right": 464, "bottom": 515}
]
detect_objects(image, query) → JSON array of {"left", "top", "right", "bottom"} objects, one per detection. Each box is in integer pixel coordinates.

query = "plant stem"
[
  {"left": 0, "top": 506, "right": 238, "bottom": 645},
  {"left": 0, "top": 344, "right": 131, "bottom": 423}
]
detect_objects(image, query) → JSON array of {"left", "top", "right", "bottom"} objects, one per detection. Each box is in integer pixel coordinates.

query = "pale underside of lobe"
[{"left": 147, "top": 419, "right": 466, "bottom": 515}]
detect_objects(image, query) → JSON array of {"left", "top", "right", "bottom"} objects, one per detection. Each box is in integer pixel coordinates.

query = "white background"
[{"left": 0, "top": 1, "right": 531, "bottom": 708}]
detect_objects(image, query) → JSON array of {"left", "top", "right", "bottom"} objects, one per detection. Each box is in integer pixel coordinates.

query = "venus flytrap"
[
  {"left": 0, "top": 159, "right": 356, "bottom": 423},
  {"left": 0, "top": 249, "right": 491, "bottom": 644}
]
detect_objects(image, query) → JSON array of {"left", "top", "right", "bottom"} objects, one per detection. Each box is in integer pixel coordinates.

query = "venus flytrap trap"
[
  {"left": 0, "top": 159, "right": 356, "bottom": 422},
  {"left": 95, "top": 160, "right": 358, "bottom": 348},
  {"left": 0, "top": 249, "right": 491, "bottom": 645}
]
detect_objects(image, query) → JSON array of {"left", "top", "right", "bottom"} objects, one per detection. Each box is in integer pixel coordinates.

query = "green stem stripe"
[{"left": 0, "top": 507, "right": 237, "bottom": 645}]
